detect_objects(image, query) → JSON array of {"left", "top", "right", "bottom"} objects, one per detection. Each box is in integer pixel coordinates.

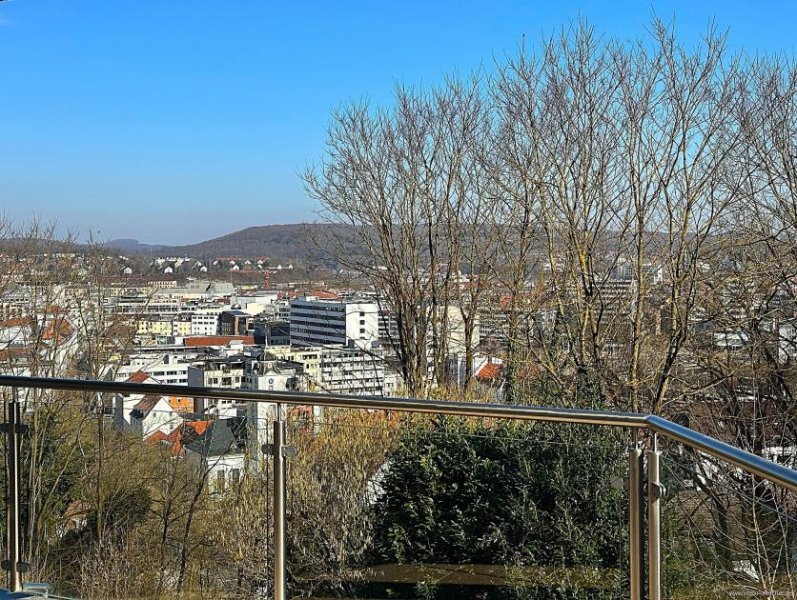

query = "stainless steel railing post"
[
  {"left": 629, "top": 431, "right": 645, "bottom": 600},
  {"left": 648, "top": 435, "right": 663, "bottom": 600},
  {"left": 273, "top": 403, "right": 287, "bottom": 600},
  {"left": 3, "top": 389, "right": 23, "bottom": 592}
]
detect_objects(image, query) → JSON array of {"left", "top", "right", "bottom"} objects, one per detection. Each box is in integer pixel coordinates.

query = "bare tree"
[{"left": 304, "top": 78, "right": 492, "bottom": 397}]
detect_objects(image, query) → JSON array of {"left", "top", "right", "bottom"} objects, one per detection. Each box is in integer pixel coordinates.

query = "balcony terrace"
[{"left": 0, "top": 376, "right": 794, "bottom": 599}]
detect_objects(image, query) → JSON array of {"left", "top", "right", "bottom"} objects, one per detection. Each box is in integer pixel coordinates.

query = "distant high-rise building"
[{"left": 289, "top": 295, "right": 379, "bottom": 350}]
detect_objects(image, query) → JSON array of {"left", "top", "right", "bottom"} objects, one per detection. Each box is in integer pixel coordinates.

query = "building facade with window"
[
  {"left": 187, "top": 355, "right": 246, "bottom": 416},
  {"left": 289, "top": 295, "right": 379, "bottom": 350}
]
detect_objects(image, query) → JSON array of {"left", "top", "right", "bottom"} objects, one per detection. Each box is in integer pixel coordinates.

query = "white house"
[
  {"left": 129, "top": 394, "right": 183, "bottom": 439},
  {"left": 184, "top": 417, "right": 248, "bottom": 492},
  {"left": 113, "top": 370, "right": 161, "bottom": 429}
]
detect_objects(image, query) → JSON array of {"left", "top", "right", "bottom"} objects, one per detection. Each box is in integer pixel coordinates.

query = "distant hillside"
[
  {"left": 170, "top": 224, "right": 316, "bottom": 260},
  {"left": 106, "top": 239, "right": 169, "bottom": 254},
  {"left": 107, "top": 224, "right": 352, "bottom": 263}
]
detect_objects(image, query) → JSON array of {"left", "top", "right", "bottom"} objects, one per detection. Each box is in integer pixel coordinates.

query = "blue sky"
[{"left": 1, "top": 1, "right": 795, "bottom": 245}]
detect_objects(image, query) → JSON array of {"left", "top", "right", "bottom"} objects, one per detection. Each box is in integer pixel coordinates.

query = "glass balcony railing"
[{"left": 0, "top": 375, "right": 795, "bottom": 600}]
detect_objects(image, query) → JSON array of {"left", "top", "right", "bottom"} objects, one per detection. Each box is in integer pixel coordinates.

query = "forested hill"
[{"left": 108, "top": 223, "right": 342, "bottom": 261}]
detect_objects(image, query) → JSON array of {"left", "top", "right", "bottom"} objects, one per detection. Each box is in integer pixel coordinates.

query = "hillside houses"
[
  {"left": 113, "top": 371, "right": 191, "bottom": 438},
  {"left": 10, "top": 247, "right": 797, "bottom": 506},
  {"left": 0, "top": 310, "right": 78, "bottom": 377}
]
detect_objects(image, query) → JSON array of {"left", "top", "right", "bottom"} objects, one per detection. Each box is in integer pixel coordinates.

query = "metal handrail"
[
  {"left": 646, "top": 415, "right": 797, "bottom": 492},
  {"left": 1, "top": 375, "right": 796, "bottom": 493},
  {"left": 0, "top": 375, "right": 648, "bottom": 426}
]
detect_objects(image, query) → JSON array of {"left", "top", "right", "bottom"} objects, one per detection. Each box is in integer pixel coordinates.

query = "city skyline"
[{"left": 2, "top": 0, "right": 796, "bottom": 245}]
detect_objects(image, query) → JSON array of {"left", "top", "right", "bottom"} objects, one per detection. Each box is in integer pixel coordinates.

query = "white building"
[
  {"left": 243, "top": 354, "right": 307, "bottom": 458},
  {"left": 290, "top": 295, "right": 379, "bottom": 350},
  {"left": 317, "top": 346, "right": 386, "bottom": 396},
  {"left": 231, "top": 292, "right": 279, "bottom": 316},
  {"left": 114, "top": 351, "right": 199, "bottom": 386},
  {"left": 129, "top": 395, "right": 183, "bottom": 439},
  {"left": 114, "top": 371, "right": 155, "bottom": 428},
  {"left": 155, "top": 280, "right": 235, "bottom": 302},
  {"left": 190, "top": 312, "right": 220, "bottom": 336},
  {"left": 264, "top": 344, "right": 390, "bottom": 396},
  {"left": 187, "top": 355, "right": 246, "bottom": 416},
  {"left": 113, "top": 371, "right": 187, "bottom": 434},
  {"left": 243, "top": 353, "right": 305, "bottom": 393}
]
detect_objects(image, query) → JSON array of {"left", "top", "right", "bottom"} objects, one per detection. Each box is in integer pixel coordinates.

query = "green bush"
[{"left": 365, "top": 417, "right": 628, "bottom": 599}]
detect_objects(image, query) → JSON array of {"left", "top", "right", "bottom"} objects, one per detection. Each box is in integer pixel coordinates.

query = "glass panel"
[
  {"left": 662, "top": 443, "right": 797, "bottom": 599},
  {"left": 285, "top": 409, "right": 630, "bottom": 599}
]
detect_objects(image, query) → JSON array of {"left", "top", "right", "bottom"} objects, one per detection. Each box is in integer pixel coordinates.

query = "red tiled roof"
[
  {"left": 146, "top": 431, "right": 168, "bottom": 444},
  {"left": 184, "top": 335, "right": 255, "bottom": 347},
  {"left": 41, "top": 318, "right": 73, "bottom": 341},
  {"left": 184, "top": 421, "right": 209, "bottom": 436},
  {"left": 132, "top": 394, "right": 163, "bottom": 417},
  {"left": 475, "top": 362, "right": 503, "bottom": 382},
  {"left": 309, "top": 291, "right": 340, "bottom": 300},
  {"left": 0, "top": 317, "right": 33, "bottom": 329},
  {"left": 167, "top": 396, "right": 193, "bottom": 413},
  {"left": 126, "top": 370, "right": 160, "bottom": 384},
  {"left": 160, "top": 421, "right": 210, "bottom": 455}
]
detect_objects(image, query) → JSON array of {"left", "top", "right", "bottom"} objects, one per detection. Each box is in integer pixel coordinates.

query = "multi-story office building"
[
  {"left": 218, "top": 309, "right": 254, "bottom": 336},
  {"left": 256, "top": 319, "right": 290, "bottom": 346},
  {"left": 317, "top": 345, "right": 385, "bottom": 395},
  {"left": 289, "top": 295, "right": 379, "bottom": 350},
  {"left": 154, "top": 280, "right": 235, "bottom": 301},
  {"left": 116, "top": 294, "right": 183, "bottom": 316},
  {"left": 275, "top": 299, "right": 291, "bottom": 321}
]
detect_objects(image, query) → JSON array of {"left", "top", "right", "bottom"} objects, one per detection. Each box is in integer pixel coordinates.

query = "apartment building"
[
  {"left": 134, "top": 315, "right": 191, "bottom": 339},
  {"left": 190, "top": 312, "right": 220, "bottom": 336},
  {"left": 184, "top": 417, "right": 247, "bottom": 493},
  {"left": 114, "top": 350, "right": 201, "bottom": 385},
  {"left": 187, "top": 355, "right": 246, "bottom": 416},
  {"left": 264, "top": 344, "right": 389, "bottom": 396},
  {"left": 218, "top": 309, "right": 254, "bottom": 336}
]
